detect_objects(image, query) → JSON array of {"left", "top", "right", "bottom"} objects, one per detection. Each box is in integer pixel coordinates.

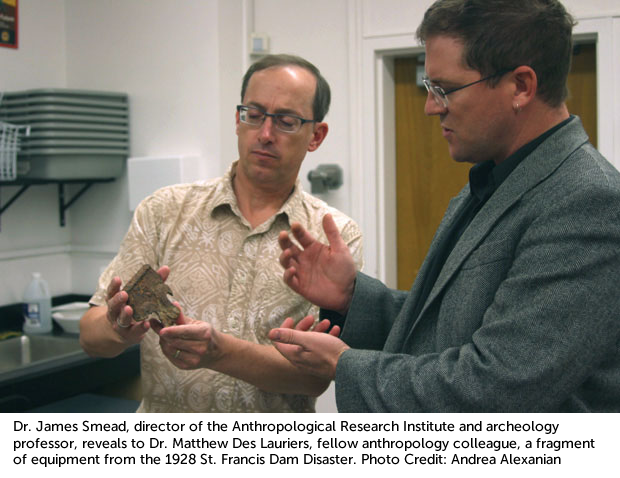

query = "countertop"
[
  {"left": 0, "top": 333, "right": 140, "bottom": 412},
  {"left": 0, "top": 295, "right": 140, "bottom": 413}
]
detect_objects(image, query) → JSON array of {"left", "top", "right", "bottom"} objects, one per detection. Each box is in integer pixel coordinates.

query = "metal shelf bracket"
[{"left": 58, "top": 182, "right": 95, "bottom": 227}]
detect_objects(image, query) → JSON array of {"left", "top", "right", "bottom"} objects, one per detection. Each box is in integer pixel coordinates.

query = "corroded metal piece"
[{"left": 124, "top": 265, "right": 179, "bottom": 327}]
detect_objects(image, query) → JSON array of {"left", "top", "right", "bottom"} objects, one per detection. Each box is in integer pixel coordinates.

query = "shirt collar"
[
  {"left": 209, "top": 162, "right": 240, "bottom": 213},
  {"left": 210, "top": 161, "right": 306, "bottom": 228},
  {"left": 469, "top": 115, "right": 573, "bottom": 202}
]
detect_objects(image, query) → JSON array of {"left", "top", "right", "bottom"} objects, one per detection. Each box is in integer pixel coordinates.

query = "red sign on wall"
[{"left": 0, "top": 0, "right": 18, "bottom": 49}]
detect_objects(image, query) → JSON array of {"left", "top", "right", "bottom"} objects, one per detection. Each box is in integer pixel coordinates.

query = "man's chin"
[
  {"left": 248, "top": 168, "right": 282, "bottom": 185},
  {"left": 448, "top": 147, "right": 476, "bottom": 164}
]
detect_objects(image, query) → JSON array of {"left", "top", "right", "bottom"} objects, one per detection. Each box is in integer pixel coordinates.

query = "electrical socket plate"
[{"left": 251, "top": 33, "right": 270, "bottom": 55}]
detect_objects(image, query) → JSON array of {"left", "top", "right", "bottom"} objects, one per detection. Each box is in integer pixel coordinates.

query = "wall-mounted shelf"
[{"left": 0, "top": 178, "right": 115, "bottom": 231}]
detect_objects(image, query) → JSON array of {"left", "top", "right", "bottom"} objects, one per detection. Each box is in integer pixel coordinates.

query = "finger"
[
  {"left": 157, "top": 266, "right": 171, "bottom": 282},
  {"left": 129, "top": 319, "right": 150, "bottom": 335},
  {"left": 278, "top": 233, "right": 303, "bottom": 266},
  {"left": 290, "top": 222, "right": 318, "bottom": 249},
  {"left": 159, "top": 310, "right": 207, "bottom": 342},
  {"left": 162, "top": 341, "right": 185, "bottom": 362},
  {"left": 115, "top": 304, "right": 134, "bottom": 328},
  {"left": 328, "top": 325, "right": 341, "bottom": 337},
  {"left": 312, "top": 319, "right": 332, "bottom": 333},
  {"left": 278, "top": 230, "right": 296, "bottom": 252},
  {"left": 278, "top": 230, "right": 304, "bottom": 254},
  {"left": 107, "top": 290, "right": 129, "bottom": 323},
  {"left": 149, "top": 319, "right": 164, "bottom": 334},
  {"left": 279, "top": 247, "right": 297, "bottom": 269},
  {"left": 158, "top": 331, "right": 188, "bottom": 352},
  {"left": 282, "top": 266, "right": 300, "bottom": 291},
  {"left": 269, "top": 327, "right": 301, "bottom": 345},
  {"left": 106, "top": 276, "right": 122, "bottom": 300},
  {"left": 295, "top": 315, "right": 316, "bottom": 331},
  {"left": 322, "top": 213, "right": 347, "bottom": 251},
  {"left": 171, "top": 301, "right": 189, "bottom": 325},
  {"left": 272, "top": 341, "right": 304, "bottom": 362},
  {"left": 279, "top": 317, "right": 296, "bottom": 329}
]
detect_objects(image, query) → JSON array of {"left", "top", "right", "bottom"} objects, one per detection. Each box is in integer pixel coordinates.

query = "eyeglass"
[
  {"left": 423, "top": 68, "right": 514, "bottom": 108},
  {"left": 237, "top": 105, "right": 316, "bottom": 134}
]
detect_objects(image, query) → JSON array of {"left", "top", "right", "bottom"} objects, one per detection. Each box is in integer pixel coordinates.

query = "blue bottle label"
[{"left": 23, "top": 303, "right": 41, "bottom": 325}]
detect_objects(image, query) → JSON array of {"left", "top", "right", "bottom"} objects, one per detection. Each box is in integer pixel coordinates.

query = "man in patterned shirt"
[{"left": 79, "top": 54, "right": 363, "bottom": 412}]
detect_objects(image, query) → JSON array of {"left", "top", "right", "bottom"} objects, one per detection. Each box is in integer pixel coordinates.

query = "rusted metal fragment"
[{"left": 124, "top": 264, "right": 179, "bottom": 327}]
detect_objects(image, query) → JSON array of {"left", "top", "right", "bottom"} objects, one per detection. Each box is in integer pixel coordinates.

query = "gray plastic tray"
[
  {"left": 2, "top": 113, "right": 129, "bottom": 125},
  {"left": 28, "top": 130, "right": 128, "bottom": 140},
  {"left": 3, "top": 88, "right": 128, "bottom": 102},
  {"left": 0, "top": 96, "right": 128, "bottom": 110},
  {"left": 22, "top": 139, "right": 129, "bottom": 149},
  {"left": 18, "top": 155, "right": 125, "bottom": 180},
  {"left": 27, "top": 121, "right": 129, "bottom": 132},
  {"left": 18, "top": 147, "right": 129, "bottom": 156},
  {"left": 0, "top": 105, "right": 128, "bottom": 118}
]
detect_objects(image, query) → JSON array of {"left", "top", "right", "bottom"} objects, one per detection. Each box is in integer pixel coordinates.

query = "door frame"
[{"left": 351, "top": 17, "right": 617, "bottom": 285}]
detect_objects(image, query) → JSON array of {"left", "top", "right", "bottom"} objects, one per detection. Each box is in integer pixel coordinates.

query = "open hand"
[
  {"left": 269, "top": 316, "right": 349, "bottom": 380},
  {"left": 279, "top": 214, "right": 356, "bottom": 315}
]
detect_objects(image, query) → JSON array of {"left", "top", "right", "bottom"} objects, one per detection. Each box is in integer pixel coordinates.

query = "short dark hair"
[
  {"left": 416, "top": 0, "right": 576, "bottom": 107},
  {"left": 240, "top": 54, "right": 331, "bottom": 122}
]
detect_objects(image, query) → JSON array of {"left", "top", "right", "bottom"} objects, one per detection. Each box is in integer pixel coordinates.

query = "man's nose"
[
  {"left": 424, "top": 92, "right": 447, "bottom": 116},
  {"left": 258, "top": 116, "right": 276, "bottom": 142}
]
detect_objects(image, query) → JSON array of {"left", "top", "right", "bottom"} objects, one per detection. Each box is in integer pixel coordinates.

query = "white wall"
[
  {"left": 360, "top": 0, "right": 620, "bottom": 38},
  {"left": 563, "top": 0, "right": 620, "bottom": 18},
  {"left": 0, "top": 0, "right": 66, "bottom": 88}
]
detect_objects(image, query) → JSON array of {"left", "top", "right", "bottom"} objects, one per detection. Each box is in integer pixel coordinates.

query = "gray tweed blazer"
[{"left": 337, "top": 116, "right": 620, "bottom": 412}]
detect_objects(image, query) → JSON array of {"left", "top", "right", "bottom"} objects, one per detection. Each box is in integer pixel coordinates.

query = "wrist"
[
  {"left": 331, "top": 345, "right": 350, "bottom": 379},
  {"left": 204, "top": 329, "right": 230, "bottom": 368},
  {"left": 336, "top": 277, "right": 356, "bottom": 316}
]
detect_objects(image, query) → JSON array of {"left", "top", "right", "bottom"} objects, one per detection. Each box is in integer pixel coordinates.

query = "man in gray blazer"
[{"left": 270, "top": 0, "right": 620, "bottom": 412}]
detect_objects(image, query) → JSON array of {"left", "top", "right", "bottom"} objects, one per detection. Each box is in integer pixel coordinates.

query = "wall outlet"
[{"left": 250, "top": 33, "right": 270, "bottom": 56}]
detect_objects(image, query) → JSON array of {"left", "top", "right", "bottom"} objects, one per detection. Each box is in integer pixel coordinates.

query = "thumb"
[
  {"left": 322, "top": 213, "right": 347, "bottom": 252},
  {"left": 157, "top": 265, "right": 171, "bottom": 282},
  {"left": 172, "top": 301, "right": 190, "bottom": 325},
  {"left": 269, "top": 327, "right": 299, "bottom": 345}
]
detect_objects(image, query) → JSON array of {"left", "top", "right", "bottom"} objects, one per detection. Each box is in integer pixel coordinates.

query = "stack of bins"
[{"left": 0, "top": 89, "right": 129, "bottom": 179}]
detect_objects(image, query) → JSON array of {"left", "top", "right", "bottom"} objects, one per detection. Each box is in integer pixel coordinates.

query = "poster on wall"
[{"left": 0, "top": 0, "right": 18, "bottom": 49}]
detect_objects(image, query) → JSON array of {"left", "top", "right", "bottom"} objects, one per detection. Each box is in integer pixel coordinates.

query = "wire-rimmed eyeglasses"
[
  {"left": 423, "top": 68, "right": 515, "bottom": 108},
  {"left": 237, "top": 105, "right": 316, "bottom": 134}
]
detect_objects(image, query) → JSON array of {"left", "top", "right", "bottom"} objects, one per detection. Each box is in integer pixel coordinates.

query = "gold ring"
[{"left": 174, "top": 349, "right": 181, "bottom": 359}]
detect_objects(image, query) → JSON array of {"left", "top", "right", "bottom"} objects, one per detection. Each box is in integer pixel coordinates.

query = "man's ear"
[
  {"left": 307, "top": 122, "right": 328, "bottom": 152},
  {"left": 512, "top": 65, "right": 537, "bottom": 110}
]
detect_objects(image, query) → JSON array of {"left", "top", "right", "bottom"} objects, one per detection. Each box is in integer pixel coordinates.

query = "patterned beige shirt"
[{"left": 90, "top": 163, "right": 363, "bottom": 412}]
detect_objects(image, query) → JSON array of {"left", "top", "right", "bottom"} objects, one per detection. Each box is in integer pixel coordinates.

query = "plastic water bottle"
[{"left": 22, "top": 272, "right": 53, "bottom": 334}]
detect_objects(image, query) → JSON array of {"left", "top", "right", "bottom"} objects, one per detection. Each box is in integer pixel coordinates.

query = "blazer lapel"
[{"left": 384, "top": 189, "right": 470, "bottom": 352}]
